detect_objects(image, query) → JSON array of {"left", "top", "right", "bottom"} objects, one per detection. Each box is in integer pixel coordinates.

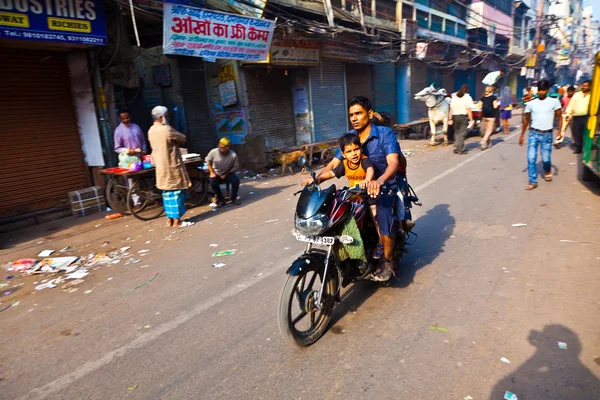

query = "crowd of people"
[{"left": 446, "top": 79, "right": 591, "bottom": 190}]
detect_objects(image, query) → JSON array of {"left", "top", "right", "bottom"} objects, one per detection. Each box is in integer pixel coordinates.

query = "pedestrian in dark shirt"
[{"left": 477, "top": 86, "right": 499, "bottom": 150}]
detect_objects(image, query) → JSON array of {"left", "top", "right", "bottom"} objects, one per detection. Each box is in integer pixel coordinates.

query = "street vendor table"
[{"left": 100, "top": 160, "right": 209, "bottom": 221}]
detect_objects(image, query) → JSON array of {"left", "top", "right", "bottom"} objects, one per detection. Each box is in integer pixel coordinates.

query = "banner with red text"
[{"left": 163, "top": 3, "right": 275, "bottom": 61}]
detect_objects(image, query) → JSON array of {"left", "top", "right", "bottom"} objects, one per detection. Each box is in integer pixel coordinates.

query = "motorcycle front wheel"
[{"left": 278, "top": 269, "right": 336, "bottom": 347}]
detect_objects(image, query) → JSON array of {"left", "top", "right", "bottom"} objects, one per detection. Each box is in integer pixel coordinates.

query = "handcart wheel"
[
  {"left": 127, "top": 178, "right": 164, "bottom": 221},
  {"left": 105, "top": 176, "right": 131, "bottom": 214}
]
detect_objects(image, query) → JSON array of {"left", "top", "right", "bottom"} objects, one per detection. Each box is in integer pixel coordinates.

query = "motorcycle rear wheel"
[{"left": 278, "top": 269, "right": 336, "bottom": 347}]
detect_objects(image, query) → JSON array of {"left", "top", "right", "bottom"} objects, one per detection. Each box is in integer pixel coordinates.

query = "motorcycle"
[{"left": 278, "top": 157, "right": 420, "bottom": 347}]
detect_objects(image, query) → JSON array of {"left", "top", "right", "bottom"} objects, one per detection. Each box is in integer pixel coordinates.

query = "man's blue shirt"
[{"left": 335, "top": 124, "right": 401, "bottom": 180}]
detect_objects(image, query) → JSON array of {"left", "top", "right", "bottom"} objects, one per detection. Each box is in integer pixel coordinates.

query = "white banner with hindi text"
[{"left": 163, "top": 3, "right": 274, "bottom": 62}]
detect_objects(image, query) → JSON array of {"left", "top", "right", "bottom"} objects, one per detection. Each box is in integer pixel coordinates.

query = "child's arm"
[
  {"left": 359, "top": 160, "right": 375, "bottom": 189},
  {"left": 301, "top": 170, "right": 335, "bottom": 186}
]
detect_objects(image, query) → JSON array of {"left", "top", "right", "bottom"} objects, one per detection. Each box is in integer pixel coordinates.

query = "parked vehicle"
[{"left": 278, "top": 157, "right": 420, "bottom": 346}]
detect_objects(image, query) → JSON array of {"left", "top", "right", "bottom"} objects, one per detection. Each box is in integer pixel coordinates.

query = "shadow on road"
[
  {"left": 328, "top": 204, "right": 455, "bottom": 328},
  {"left": 489, "top": 324, "right": 600, "bottom": 400},
  {"left": 393, "top": 203, "right": 455, "bottom": 288}
]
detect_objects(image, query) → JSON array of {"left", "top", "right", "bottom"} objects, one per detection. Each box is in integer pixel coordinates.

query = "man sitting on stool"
[{"left": 206, "top": 137, "right": 241, "bottom": 207}]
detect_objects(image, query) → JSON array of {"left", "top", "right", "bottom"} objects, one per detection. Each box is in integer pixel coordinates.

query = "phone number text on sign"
[{"left": 163, "top": 3, "right": 274, "bottom": 61}]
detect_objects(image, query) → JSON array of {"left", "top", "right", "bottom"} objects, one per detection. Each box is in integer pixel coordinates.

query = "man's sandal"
[
  {"left": 525, "top": 183, "right": 538, "bottom": 190},
  {"left": 544, "top": 173, "right": 553, "bottom": 182},
  {"left": 372, "top": 243, "right": 384, "bottom": 260}
]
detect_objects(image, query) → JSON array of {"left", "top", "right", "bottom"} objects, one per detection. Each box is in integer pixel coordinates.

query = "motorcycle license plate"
[{"left": 295, "top": 234, "right": 335, "bottom": 246}]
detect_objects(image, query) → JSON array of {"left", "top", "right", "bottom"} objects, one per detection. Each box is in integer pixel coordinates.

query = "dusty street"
[{"left": 1, "top": 120, "right": 600, "bottom": 400}]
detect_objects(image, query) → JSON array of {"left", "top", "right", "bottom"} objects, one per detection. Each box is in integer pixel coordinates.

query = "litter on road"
[
  {"left": 429, "top": 324, "right": 448, "bottom": 332},
  {"left": 500, "top": 357, "right": 511, "bottom": 364},
  {"left": 264, "top": 219, "right": 279, "bottom": 223},
  {"left": 37, "top": 250, "right": 55, "bottom": 257},
  {"left": 212, "top": 262, "right": 226, "bottom": 268},
  {"left": 511, "top": 223, "right": 527, "bottom": 227},
  {"left": 558, "top": 342, "right": 568, "bottom": 349},
  {"left": 504, "top": 391, "right": 518, "bottom": 400},
  {"left": 66, "top": 270, "right": 89, "bottom": 279},
  {"left": 30, "top": 257, "right": 78, "bottom": 274},
  {"left": 212, "top": 250, "right": 237, "bottom": 257},
  {"left": 35, "top": 280, "right": 58, "bottom": 290},
  {"left": 123, "top": 273, "right": 158, "bottom": 296},
  {"left": 128, "top": 385, "right": 138, "bottom": 391},
  {"left": 6, "top": 259, "right": 37, "bottom": 272},
  {"left": 560, "top": 239, "right": 600, "bottom": 245}
]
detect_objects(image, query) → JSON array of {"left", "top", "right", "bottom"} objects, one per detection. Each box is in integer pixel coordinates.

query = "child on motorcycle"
[{"left": 302, "top": 133, "right": 374, "bottom": 188}]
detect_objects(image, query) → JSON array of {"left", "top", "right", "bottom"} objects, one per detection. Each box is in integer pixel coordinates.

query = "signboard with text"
[
  {"left": 270, "top": 39, "right": 320, "bottom": 65},
  {"left": 163, "top": 3, "right": 274, "bottom": 61},
  {"left": 0, "top": 0, "right": 106, "bottom": 45}
]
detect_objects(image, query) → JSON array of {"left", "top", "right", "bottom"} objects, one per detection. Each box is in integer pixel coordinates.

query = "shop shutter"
[
  {"left": 309, "top": 61, "right": 347, "bottom": 142},
  {"left": 178, "top": 58, "right": 216, "bottom": 157},
  {"left": 345, "top": 63, "right": 373, "bottom": 102},
  {"left": 0, "top": 49, "right": 90, "bottom": 219},
  {"left": 372, "top": 63, "right": 396, "bottom": 121},
  {"left": 244, "top": 68, "right": 295, "bottom": 150}
]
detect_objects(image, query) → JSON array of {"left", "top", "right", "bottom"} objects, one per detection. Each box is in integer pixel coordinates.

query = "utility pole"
[
  {"left": 533, "top": 0, "right": 545, "bottom": 75},
  {"left": 534, "top": 0, "right": 545, "bottom": 51}
]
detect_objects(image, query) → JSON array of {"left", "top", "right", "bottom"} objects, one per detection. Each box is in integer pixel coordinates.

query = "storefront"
[
  {"left": 373, "top": 63, "right": 397, "bottom": 122},
  {"left": 0, "top": 1, "right": 107, "bottom": 222},
  {"left": 309, "top": 61, "right": 347, "bottom": 142},
  {"left": 179, "top": 57, "right": 215, "bottom": 156},
  {"left": 244, "top": 66, "right": 297, "bottom": 150}
]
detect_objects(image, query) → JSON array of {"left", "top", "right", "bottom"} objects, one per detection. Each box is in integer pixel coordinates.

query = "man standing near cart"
[
  {"left": 113, "top": 109, "right": 147, "bottom": 157},
  {"left": 148, "top": 106, "right": 194, "bottom": 228}
]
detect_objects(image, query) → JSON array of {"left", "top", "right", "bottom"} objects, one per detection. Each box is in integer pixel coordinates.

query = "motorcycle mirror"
[{"left": 297, "top": 156, "right": 306, "bottom": 168}]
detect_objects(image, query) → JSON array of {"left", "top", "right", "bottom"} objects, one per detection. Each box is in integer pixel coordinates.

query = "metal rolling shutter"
[
  {"left": 345, "top": 63, "right": 373, "bottom": 103},
  {"left": 244, "top": 68, "right": 295, "bottom": 150},
  {"left": 0, "top": 49, "right": 90, "bottom": 219},
  {"left": 178, "top": 58, "right": 215, "bottom": 156},
  {"left": 373, "top": 64, "right": 397, "bottom": 121},
  {"left": 309, "top": 61, "right": 347, "bottom": 142}
]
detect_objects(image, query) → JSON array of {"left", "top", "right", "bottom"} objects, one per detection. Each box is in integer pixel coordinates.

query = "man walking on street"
[
  {"left": 520, "top": 80, "right": 563, "bottom": 190},
  {"left": 566, "top": 80, "right": 591, "bottom": 154},
  {"left": 555, "top": 86, "right": 575, "bottom": 149},
  {"left": 114, "top": 109, "right": 147, "bottom": 157},
  {"left": 148, "top": 106, "right": 193, "bottom": 228},
  {"left": 206, "top": 137, "right": 241, "bottom": 207}
]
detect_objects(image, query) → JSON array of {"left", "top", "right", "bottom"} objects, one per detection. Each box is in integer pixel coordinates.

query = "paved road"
[{"left": 1, "top": 126, "right": 599, "bottom": 400}]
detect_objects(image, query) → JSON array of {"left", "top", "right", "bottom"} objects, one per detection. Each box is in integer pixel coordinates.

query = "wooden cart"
[
  {"left": 393, "top": 118, "right": 431, "bottom": 140},
  {"left": 100, "top": 160, "right": 210, "bottom": 221}
]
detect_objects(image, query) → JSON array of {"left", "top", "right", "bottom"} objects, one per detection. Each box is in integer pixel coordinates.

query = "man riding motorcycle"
[{"left": 319, "top": 96, "right": 407, "bottom": 281}]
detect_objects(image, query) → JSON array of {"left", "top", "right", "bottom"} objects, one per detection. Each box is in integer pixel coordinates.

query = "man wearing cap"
[
  {"left": 148, "top": 106, "right": 193, "bottom": 228},
  {"left": 206, "top": 138, "right": 241, "bottom": 207}
]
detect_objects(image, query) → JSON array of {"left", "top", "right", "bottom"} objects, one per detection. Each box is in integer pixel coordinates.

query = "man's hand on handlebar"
[{"left": 367, "top": 179, "right": 384, "bottom": 198}]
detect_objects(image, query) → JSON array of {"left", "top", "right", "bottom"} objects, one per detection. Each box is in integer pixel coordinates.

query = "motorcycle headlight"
[{"left": 295, "top": 213, "right": 329, "bottom": 235}]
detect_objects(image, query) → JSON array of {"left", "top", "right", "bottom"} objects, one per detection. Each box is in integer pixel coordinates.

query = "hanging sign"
[
  {"left": 270, "top": 39, "right": 320, "bottom": 65},
  {"left": 322, "top": 41, "right": 358, "bottom": 61},
  {"left": 0, "top": 0, "right": 107, "bottom": 45},
  {"left": 415, "top": 42, "right": 428, "bottom": 60},
  {"left": 163, "top": 3, "right": 275, "bottom": 62}
]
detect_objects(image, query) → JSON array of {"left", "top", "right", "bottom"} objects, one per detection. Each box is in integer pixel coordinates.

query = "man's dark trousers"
[
  {"left": 571, "top": 115, "right": 588, "bottom": 153},
  {"left": 210, "top": 174, "right": 240, "bottom": 202}
]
